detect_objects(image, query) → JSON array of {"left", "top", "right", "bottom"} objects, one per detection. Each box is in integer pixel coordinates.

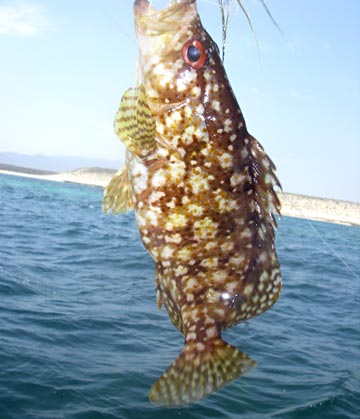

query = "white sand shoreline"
[{"left": 1, "top": 168, "right": 359, "bottom": 227}]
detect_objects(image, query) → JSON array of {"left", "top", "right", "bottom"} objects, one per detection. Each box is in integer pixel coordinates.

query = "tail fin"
[{"left": 149, "top": 339, "right": 256, "bottom": 406}]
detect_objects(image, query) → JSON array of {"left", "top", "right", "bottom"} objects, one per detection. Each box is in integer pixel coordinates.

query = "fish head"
[{"left": 134, "top": 0, "right": 220, "bottom": 105}]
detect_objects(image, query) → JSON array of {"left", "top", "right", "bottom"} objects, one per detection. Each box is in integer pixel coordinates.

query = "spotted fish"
[{"left": 103, "top": 0, "right": 281, "bottom": 406}]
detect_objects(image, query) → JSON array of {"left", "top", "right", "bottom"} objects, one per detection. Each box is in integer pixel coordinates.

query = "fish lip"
[
  {"left": 133, "top": 0, "right": 153, "bottom": 18},
  {"left": 134, "top": 0, "right": 197, "bottom": 34},
  {"left": 134, "top": 0, "right": 196, "bottom": 16}
]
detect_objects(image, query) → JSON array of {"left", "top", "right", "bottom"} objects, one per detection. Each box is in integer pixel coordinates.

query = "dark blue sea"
[{"left": 0, "top": 173, "right": 359, "bottom": 419}]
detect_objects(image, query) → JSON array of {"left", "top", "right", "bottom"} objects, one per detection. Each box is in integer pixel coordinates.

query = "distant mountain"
[
  {"left": 0, "top": 152, "right": 121, "bottom": 173},
  {"left": 0, "top": 163, "right": 55, "bottom": 175}
]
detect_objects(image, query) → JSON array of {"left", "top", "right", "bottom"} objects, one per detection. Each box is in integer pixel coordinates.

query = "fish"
[{"left": 103, "top": 0, "right": 282, "bottom": 407}]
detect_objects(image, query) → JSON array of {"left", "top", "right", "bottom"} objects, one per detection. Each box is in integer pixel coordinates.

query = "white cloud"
[
  {"left": 288, "top": 89, "right": 313, "bottom": 102},
  {"left": 322, "top": 41, "right": 332, "bottom": 53},
  {"left": 0, "top": 3, "right": 53, "bottom": 36},
  {"left": 249, "top": 86, "right": 262, "bottom": 96}
]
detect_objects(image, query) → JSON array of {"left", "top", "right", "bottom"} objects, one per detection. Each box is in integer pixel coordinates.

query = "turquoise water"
[{"left": 0, "top": 173, "right": 359, "bottom": 419}]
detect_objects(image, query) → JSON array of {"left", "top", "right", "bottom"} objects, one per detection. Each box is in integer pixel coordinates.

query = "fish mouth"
[{"left": 134, "top": 0, "right": 197, "bottom": 36}]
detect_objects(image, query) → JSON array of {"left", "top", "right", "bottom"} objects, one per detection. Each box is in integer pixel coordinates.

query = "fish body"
[{"left": 104, "top": 0, "right": 281, "bottom": 406}]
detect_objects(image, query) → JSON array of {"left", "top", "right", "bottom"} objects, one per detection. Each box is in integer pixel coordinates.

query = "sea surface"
[{"left": 0, "top": 173, "right": 359, "bottom": 419}]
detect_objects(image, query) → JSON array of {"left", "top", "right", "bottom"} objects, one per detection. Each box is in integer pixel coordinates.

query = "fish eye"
[
  {"left": 187, "top": 45, "right": 201, "bottom": 62},
  {"left": 182, "top": 39, "right": 207, "bottom": 69}
]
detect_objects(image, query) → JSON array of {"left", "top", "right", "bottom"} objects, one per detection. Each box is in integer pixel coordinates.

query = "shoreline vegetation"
[{"left": 1, "top": 164, "right": 359, "bottom": 227}]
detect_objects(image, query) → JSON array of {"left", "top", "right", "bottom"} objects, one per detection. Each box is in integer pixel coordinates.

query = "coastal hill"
[
  {"left": 0, "top": 163, "right": 359, "bottom": 227},
  {"left": 0, "top": 162, "right": 56, "bottom": 176},
  {"left": 0, "top": 152, "right": 120, "bottom": 173}
]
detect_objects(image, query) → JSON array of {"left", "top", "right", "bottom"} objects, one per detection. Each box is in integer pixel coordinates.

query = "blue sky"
[{"left": 0, "top": 0, "right": 359, "bottom": 202}]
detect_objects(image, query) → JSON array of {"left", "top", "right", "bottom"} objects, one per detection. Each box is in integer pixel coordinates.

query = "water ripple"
[{"left": 0, "top": 174, "right": 359, "bottom": 419}]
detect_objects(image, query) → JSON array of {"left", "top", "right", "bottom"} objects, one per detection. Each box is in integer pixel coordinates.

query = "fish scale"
[{"left": 104, "top": 0, "right": 281, "bottom": 406}]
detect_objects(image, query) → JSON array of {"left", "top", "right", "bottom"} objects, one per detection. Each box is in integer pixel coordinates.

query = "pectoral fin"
[
  {"left": 102, "top": 166, "right": 133, "bottom": 214},
  {"left": 114, "top": 85, "right": 157, "bottom": 160}
]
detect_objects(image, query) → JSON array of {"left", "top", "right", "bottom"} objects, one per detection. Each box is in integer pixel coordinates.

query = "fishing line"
[
  {"left": 256, "top": 0, "right": 283, "bottom": 36},
  {"left": 280, "top": 193, "right": 359, "bottom": 281},
  {"left": 97, "top": 2, "right": 137, "bottom": 47},
  {"left": 218, "top": 0, "right": 260, "bottom": 61}
]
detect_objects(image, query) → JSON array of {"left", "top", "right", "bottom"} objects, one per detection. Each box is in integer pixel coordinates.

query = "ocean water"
[{"left": 0, "top": 173, "right": 359, "bottom": 419}]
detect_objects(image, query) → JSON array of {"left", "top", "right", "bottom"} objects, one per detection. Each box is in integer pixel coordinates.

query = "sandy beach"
[{"left": 1, "top": 167, "right": 359, "bottom": 227}]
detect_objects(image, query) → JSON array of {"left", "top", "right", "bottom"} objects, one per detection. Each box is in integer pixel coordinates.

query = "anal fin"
[
  {"left": 149, "top": 339, "right": 256, "bottom": 406},
  {"left": 102, "top": 166, "right": 133, "bottom": 214}
]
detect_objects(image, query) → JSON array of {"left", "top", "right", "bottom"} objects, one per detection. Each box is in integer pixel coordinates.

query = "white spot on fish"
[
  {"left": 212, "top": 100, "right": 220, "bottom": 112},
  {"left": 190, "top": 171, "right": 210, "bottom": 194},
  {"left": 218, "top": 152, "right": 233, "bottom": 169},
  {"left": 258, "top": 251, "right": 268, "bottom": 263},
  {"left": 194, "top": 217, "right": 218, "bottom": 240},
  {"left": 220, "top": 241, "right": 234, "bottom": 252},
  {"left": 145, "top": 207, "right": 161, "bottom": 226},
  {"left": 149, "top": 191, "right": 165, "bottom": 203},
  {"left": 230, "top": 173, "right": 247, "bottom": 186},
  {"left": 170, "top": 110, "right": 183, "bottom": 125},
  {"left": 206, "top": 327, "right": 217, "bottom": 339},
  {"left": 178, "top": 247, "right": 193, "bottom": 262},
  {"left": 259, "top": 272, "right": 269, "bottom": 283},
  {"left": 224, "top": 119, "right": 232, "bottom": 133},
  {"left": 182, "top": 196, "right": 190, "bottom": 205},
  {"left": 165, "top": 233, "right": 182, "bottom": 244},
  {"left": 197, "top": 342, "right": 205, "bottom": 351},
  {"left": 132, "top": 164, "right": 148, "bottom": 194},
  {"left": 186, "top": 293, "right": 194, "bottom": 302},
  {"left": 230, "top": 255, "right": 245, "bottom": 267},
  {"left": 244, "top": 284, "right": 253, "bottom": 296},
  {"left": 241, "top": 148, "right": 249, "bottom": 159},
  {"left": 174, "top": 265, "right": 188, "bottom": 276},
  {"left": 241, "top": 228, "right": 252, "bottom": 239},
  {"left": 161, "top": 245, "right": 174, "bottom": 259},
  {"left": 165, "top": 213, "right": 187, "bottom": 230},
  {"left": 151, "top": 170, "right": 166, "bottom": 187},
  {"left": 196, "top": 103, "right": 204, "bottom": 115},
  {"left": 192, "top": 86, "right": 201, "bottom": 97},
  {"left": 188, "top": 203, "right": 204, "bottom": 217},
  {"left": 169, "top": 161, "right": 185, "bottom": 182},
  {"left": 213, "top": 270, "right": 227, "bottom": 282},
  {"left": 205, "top": 242, "right": 217, "bottom": 251},
  {"left": 200, "top": 257, "right": 218, "bottom": 269}
]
